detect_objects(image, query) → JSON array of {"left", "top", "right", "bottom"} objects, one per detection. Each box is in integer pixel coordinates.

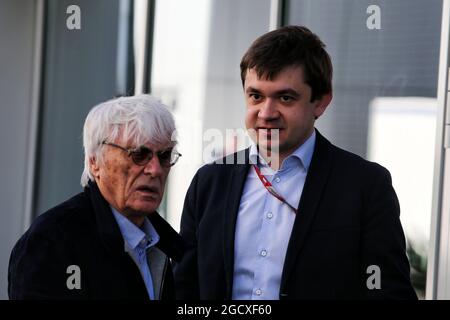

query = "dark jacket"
[
  {"left": 8, "top": 182, "right": 184, "bottom": 300},
  {"left": 174, "top": 130, "right": 417, "bottom": 300}
]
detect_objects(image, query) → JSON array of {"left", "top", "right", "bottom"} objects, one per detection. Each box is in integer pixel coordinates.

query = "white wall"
[{"left": 367, "top": 97, "right": 437, "bottom": 259}]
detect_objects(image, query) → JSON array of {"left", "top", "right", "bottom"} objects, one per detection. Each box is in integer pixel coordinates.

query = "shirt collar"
[
  {"left": 111, "top": 206, "right": 160, "bottom": 251},
  {"left": 249, "top": 130, "right": 316, "bottom": 172}
]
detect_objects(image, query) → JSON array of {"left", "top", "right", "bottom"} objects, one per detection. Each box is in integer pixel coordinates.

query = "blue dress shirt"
[
  {"left": 232, "top": 131, "right": 316, "bottom": 300},
  {"left": 111, "top": 207, "right": 160, "bottom": 299}
]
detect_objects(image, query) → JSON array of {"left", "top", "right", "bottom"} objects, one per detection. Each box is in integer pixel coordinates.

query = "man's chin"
[
  {"left": 257, "top": 141, "right": 281, "bottom": 154},
  {"left": 129, "top": 200, "right": 160, "bottom": 215}
]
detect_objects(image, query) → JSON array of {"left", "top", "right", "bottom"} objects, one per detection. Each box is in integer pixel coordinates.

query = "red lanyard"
[{"left": 252, "top": 164, "right": 298, "bottom": 214}]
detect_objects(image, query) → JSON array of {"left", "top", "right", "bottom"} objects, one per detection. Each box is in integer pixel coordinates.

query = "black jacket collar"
[
  {"left": 279, "top": 129, "right": 334, "bottom": 295},
  {"left": 84, "top": 181, "right": 184, "bottom": 261}
]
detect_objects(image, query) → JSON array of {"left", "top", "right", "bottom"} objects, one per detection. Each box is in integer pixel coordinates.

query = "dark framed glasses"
[{"left": 102, "top": 141, "right": 182, "bottom": 167}]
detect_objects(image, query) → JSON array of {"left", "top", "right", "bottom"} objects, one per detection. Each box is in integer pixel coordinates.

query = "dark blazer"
[
  {"left": 8, "top": 182, "right": 184, "bottom": 300},
  {"left": 174, "top": 130, "right": 417, "bottom": 300}
]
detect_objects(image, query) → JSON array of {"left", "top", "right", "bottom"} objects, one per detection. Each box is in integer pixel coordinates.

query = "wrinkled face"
[
  {"left": 244, "top": 66, "right": 331, "bottom": 160},
  {"left": 90, "top": 138, "right": 171, "bottom": 219}
]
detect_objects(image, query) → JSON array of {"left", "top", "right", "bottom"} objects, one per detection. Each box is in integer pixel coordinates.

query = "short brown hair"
[{"left": 240, "top": 25, "right": 332, "bottom": 102}]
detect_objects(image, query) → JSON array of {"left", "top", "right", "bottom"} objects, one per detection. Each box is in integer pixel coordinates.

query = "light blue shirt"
[
  {"left": 232, "top": 131, "right": 316, "bottom": 300},
  {"left": 111, "top": 207, "right": 160, "bottom": 300}
]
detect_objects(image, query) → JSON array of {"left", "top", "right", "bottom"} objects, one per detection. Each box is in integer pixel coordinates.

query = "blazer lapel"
[
  {"left": 146, "top": 246, "right": 169, "bottom": 300},
  {"left": 149, "top": 212, "right": 184, "bottom": 262},
  {"left": 85, "top": 182, "right": 149, "bottom": 298},
  {"left": 86, "top": 181, "right": 126, "bottom": 255},
  {"left": 279, "top": 130, "right": 334, "bottom": 296},
  {"left": 223, "top": 149, "right": 251, "bottom": 299}
]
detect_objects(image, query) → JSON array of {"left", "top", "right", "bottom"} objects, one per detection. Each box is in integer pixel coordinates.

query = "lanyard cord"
[{"left": 252, "top": 164, "right": 298, "bottom": 214}]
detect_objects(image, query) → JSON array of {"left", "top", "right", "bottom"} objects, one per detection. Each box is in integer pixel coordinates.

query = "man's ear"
[
  {"left": 313, "top": 92, "right": 332, "bottom": 119},
  {"left": 89, "top": 157, "right": 100, "bottom": 179}
]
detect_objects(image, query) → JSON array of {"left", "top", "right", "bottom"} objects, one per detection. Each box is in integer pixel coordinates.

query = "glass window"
[
  {"left": 151, "top": 0, "right": 271, "bottom": 229},
  {"left": 35, "top": 0, "right": 126, "bottom": 215}
]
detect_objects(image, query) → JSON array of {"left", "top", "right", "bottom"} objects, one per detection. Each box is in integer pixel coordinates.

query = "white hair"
[{"left": 81, "top": 94, "right": 177, "bottom": 187}]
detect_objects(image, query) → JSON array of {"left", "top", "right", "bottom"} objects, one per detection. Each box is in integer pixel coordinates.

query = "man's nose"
[
  {"left": 143, "top": 155, "right": 164, "bottom": 177},
  {"left": 258, "top": 98, "right": 279, "bottom": 120}
]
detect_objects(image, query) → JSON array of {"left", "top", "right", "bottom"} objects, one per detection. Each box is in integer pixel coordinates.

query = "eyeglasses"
[{"left": 102, "top": 141, "right": 182, "bottom": 167}]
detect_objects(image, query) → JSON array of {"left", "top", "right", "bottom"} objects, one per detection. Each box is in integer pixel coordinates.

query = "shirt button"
[
  {"left": 260, "top": 250, "right": 267, "bottom": 257},
  {"left": 255, "top": 289, "right": 262, "bottom": 296},
  {"left": 267, "top": 212, "right": 273, "bottom": 219},
  {"left": 275, "top": 177, "right": 281, "bottom": 183}
]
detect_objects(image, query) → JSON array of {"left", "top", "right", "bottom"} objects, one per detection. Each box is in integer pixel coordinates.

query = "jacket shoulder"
[
  {"left": 328, "top": 142, "right": 391, "bottom": 178},
  {"left": 14, "top": 192, "right": 92, "bottom": 253},
  {"left": 29, "top": 192, "right": 91, "bottom": 238},
  {"left": 196, "top": 149, "right": 249, "bottom": 176},
  {"left": 8, "top": 192, "right": 91, "bottom": 299}
]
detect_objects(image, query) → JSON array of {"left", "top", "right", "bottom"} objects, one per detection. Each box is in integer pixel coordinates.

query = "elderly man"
[{"left": 8, "top": 95, "right": 183, "bottom": 299}]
